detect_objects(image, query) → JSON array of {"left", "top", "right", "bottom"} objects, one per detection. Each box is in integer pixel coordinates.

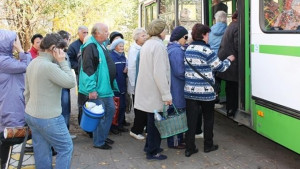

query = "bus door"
[{"left": 206, "top": 0, "right": 251, "bottom": 126}]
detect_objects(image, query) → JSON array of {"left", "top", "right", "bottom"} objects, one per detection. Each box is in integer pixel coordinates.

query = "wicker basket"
[{"left": 154, "top": 105, "right": 188, "bottom": 139}]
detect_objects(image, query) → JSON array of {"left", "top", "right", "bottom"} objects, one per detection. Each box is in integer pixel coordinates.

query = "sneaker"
[
  {"left": 70, "top": 134, "right": 77, "bottom": 139},
  {"left": 146, "top": 153, "right": 167, "bottom": 160},
  {"left": 214, "top": 103, "right": 223, "bottom": 109},
  {"left": 195, "top": 133, "right": 203, "bottom": 139},
  {"left": 130, "top": 131, "right": 145, "bottom": 140}
]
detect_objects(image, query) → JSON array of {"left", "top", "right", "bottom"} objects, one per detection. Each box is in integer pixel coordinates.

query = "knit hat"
[
  {"left": 147, "top": 19, "right": 167, "bottom": 36},
  {"left": 170, "top": 26, "right": 188, "bottom": 42},
  {"left": 110, "top": 38, "right": 125, "bottom": 50},
  {"left": 109, "top": 31, "right": 124, "bottom": 44}
]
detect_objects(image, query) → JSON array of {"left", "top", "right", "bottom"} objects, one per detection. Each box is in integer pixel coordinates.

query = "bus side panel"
[{"left": 255, "top": 104, "right": 300, "bottom": 154}]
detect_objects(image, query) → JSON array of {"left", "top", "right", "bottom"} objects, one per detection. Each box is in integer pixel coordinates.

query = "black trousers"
[
  {"left": 78, "top": 92, "right": 89, "bottom": 125},
  {"left": 143, "top": 112, "right": 161, "bottom": 156},
  {"left": 130, "top": 95, "right": 147, "bottom": 134},
  {"left": 225, "top": 81, "right": 239, "bottom": 112},
  {"left": 185, "top": 99, "right": 215, "bottom": 151},
  {"left": 196, "top": 107, "right": 202, "bottom": 135}
]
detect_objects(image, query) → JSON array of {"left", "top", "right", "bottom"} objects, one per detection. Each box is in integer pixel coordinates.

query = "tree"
[{"left": 1, "top": 0, "right": 139, "bottom": 51}]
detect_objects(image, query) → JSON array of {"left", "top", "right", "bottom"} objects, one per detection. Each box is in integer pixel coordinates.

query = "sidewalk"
[{"left": 69, "top": 88, "right": 300, "bottom": 169}]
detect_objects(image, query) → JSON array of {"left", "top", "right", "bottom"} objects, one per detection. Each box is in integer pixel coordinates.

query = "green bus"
[{"left": 138, "top": 0, "right": 300, "bottom": 154}]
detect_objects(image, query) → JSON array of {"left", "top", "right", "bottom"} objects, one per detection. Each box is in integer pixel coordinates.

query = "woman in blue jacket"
[
  {"left": 110, "top": 38, "right": 129, "bottom": 133},
  {"left": 166, "top": 26, "right": 189, "bottom": 149}
]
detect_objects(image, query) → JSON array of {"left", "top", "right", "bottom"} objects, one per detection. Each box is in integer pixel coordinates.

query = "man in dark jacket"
[
  {"left": 217, "top": 11, "right": 239, "bottom": 117},
  {"left": 79, "top": 23, "right": 117, "bottom": 150},
  {"left": 212, "top": 0, "right": 228, "bottom": 17},
  {"left": 67, "top": 26, "right": 88, "bottom": 75}
]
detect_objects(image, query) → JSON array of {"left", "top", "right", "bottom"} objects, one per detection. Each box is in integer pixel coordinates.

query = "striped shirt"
[{"left": 184, "top": 40, "right": 231, "bottom": 101}]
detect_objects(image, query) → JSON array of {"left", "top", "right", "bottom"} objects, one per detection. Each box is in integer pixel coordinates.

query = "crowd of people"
[{"left": 0, "top": 2, "right": 240, "bottom": 167}]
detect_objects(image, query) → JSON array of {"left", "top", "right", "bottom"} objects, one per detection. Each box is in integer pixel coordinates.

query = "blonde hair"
[{"left": 132, "top": 28, "right": 147, "bottom": 41}]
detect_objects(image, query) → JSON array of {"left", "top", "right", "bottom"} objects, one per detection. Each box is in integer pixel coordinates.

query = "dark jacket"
[
  {"left": 217, "top": 20, "right": 239, "bottom": 82},
  {"left": 67, "top": 39, "right": 82, "bottom": 74},
  {"left": 213, "top": 2, "right": 228, "bottom": 17},
  {"left": 79, "top": 37, "right": 118, "bottom": 97},
  {"left": 110, "top": 50, "right": 127, "bottom": 94},
  {"left": 167, "top": 42, "right": 186, "bottom": 109}
]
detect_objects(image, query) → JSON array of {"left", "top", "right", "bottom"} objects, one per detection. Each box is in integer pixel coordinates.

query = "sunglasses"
[{"left": 184, "top": 36, "right": 188, "bottom": 40}]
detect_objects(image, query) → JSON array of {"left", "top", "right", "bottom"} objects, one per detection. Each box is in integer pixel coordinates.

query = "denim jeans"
[
  {"left": 91, "top": 97, "right": 115, "bottom": 147},
  {"left": 25, "top": 114, "right": 73, "bottom": 169},
  {"left": 61, "top": 88, "right": 71, "bottom": 128}
]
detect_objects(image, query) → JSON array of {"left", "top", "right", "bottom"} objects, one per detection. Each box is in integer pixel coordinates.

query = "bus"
[{"left": 138, "top": 0, "right": 300, "bottom": 154}]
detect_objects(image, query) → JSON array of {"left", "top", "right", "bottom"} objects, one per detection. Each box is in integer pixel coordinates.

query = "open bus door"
[{"left": 206, "top": 0, "right": 251, "bottom": 127}]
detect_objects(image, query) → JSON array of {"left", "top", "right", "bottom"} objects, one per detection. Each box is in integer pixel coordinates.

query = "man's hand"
[{"left": 89, "top": 92, "right": 98, "bottom": 99}]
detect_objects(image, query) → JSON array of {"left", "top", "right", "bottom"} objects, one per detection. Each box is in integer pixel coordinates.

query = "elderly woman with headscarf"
[
  {"left": 0, "top": 29, "right": 31, "bottom": 168},
  {"left": 110, "top": 38, "right": 129, "bottom": 133},
  {"left": 24, "top": 33, "right": 76, "bottom": 169},
  {"left": 166, "top": 26, "right": 189, "bottom": 149},
  {"left": 134, "top": 19, "right": 172, "bottom": 160}
]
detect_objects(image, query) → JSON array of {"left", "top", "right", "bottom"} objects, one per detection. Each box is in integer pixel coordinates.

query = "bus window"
[
  {"left": 262, "top": 0, "right": 300, "bottom": 32},
  {"left": 178, "top": 0, "right": 202, "bottom": 30},
  {"left": 159, "top": 0, "right": 175, "bottom": 34},
  {"left": 145, "top": 3, "right": 158, "bottom": 28},
  {"left": 141, "top": 4, "right": 145, "bottom": 28}
]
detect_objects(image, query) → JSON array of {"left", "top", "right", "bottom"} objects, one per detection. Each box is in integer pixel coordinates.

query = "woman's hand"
[
  {"left": 13, "top": 36, "right": 24, "bottom": 53},
  {"left": 123, "top": 67, "right": 128, "bottom": 73},
  {"left": 227, "top": 55, "right": 235, "bottom": 62},
  {"left": 164, "top": 100, "right": 172, "bottom": 105},
  {"left": 52, "top": 48, "right": 66, "bottom": 62}
]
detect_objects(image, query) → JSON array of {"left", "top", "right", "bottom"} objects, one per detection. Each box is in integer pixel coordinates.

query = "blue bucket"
[{"left": 80, "top": 105, "right": 104, "bottom": 132}]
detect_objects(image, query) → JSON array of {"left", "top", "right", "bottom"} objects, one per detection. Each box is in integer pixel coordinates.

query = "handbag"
[
  {"left": 112, "top": 97, "right": 120, "bottom": 126},
  {"left": 185, "top": 57, "right": 217, "bottom": 92},
  {"left": 154, "top": 105, "right": 188, "bottom": 139}
]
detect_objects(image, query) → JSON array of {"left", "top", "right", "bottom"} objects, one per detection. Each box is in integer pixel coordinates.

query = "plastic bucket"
[{"left": 80, "top": 105, "right": 104, "bottom": 132}]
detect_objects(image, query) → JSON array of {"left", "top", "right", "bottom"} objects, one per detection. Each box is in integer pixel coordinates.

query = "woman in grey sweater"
[{"left": 24, "top": 33, "right": 76, "bottom": 169}]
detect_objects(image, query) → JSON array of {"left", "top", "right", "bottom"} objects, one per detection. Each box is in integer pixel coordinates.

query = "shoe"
[
  {"left": 87, "top": 132, "right": 93, "bottom": 138},
  {"left": 185, "top": 148, "right": 198, "bottom": 157},
  {"left": 195, "top": 133, "right": 203, "bottom": 139},
  {"left": 118, "top": 127, "right": 129, "bottom": 132},
  {"left": 204, "top": 144, "right": 219, "bottom": 153},
  {"left": 227, "top": 110, "right": 236, "bottom": 117},
  {"left": 110, "top": 128, "right": 120, "bottom": 135},
  {"left": 147, "top": 153, "right": 167, "bottom": 160},
  {"left": 94, "top": 143, "right": 112, "bottom": 150},
  {"left": 214, "top": 103, "right": 223, "bottom": 109},
  {"left": 144, "top": 147, "right": 163, "bottom": 153},
  {"left": 70, "top": 134, "right": 77, "bottom": 139},
  {"left": 169, "top": 144, "right": 185, "bottom": 149},
  {"left": 130, "top": 131, "right": 145, "bottom": 140},
  {"left": 105, "top": 138, "right": 114, "bottom": 144},
  {"left": 123, "top": 121, "right": 130, "bottom": 126}
]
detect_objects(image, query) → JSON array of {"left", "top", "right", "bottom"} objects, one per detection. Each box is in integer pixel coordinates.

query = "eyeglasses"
[{"left": 184, "top": 36, "right": 188, "bottom": 40}]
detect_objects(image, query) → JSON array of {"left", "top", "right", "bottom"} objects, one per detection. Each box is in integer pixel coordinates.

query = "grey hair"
[
  {"left": 132, "top": 28, "right": 147, "bottom": 41},
  {"left": 78, "top": 26, "right": 88, "bottom": 32},
  {"left": 215, "top": 11, "right": 227, "bottom": 23}
]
